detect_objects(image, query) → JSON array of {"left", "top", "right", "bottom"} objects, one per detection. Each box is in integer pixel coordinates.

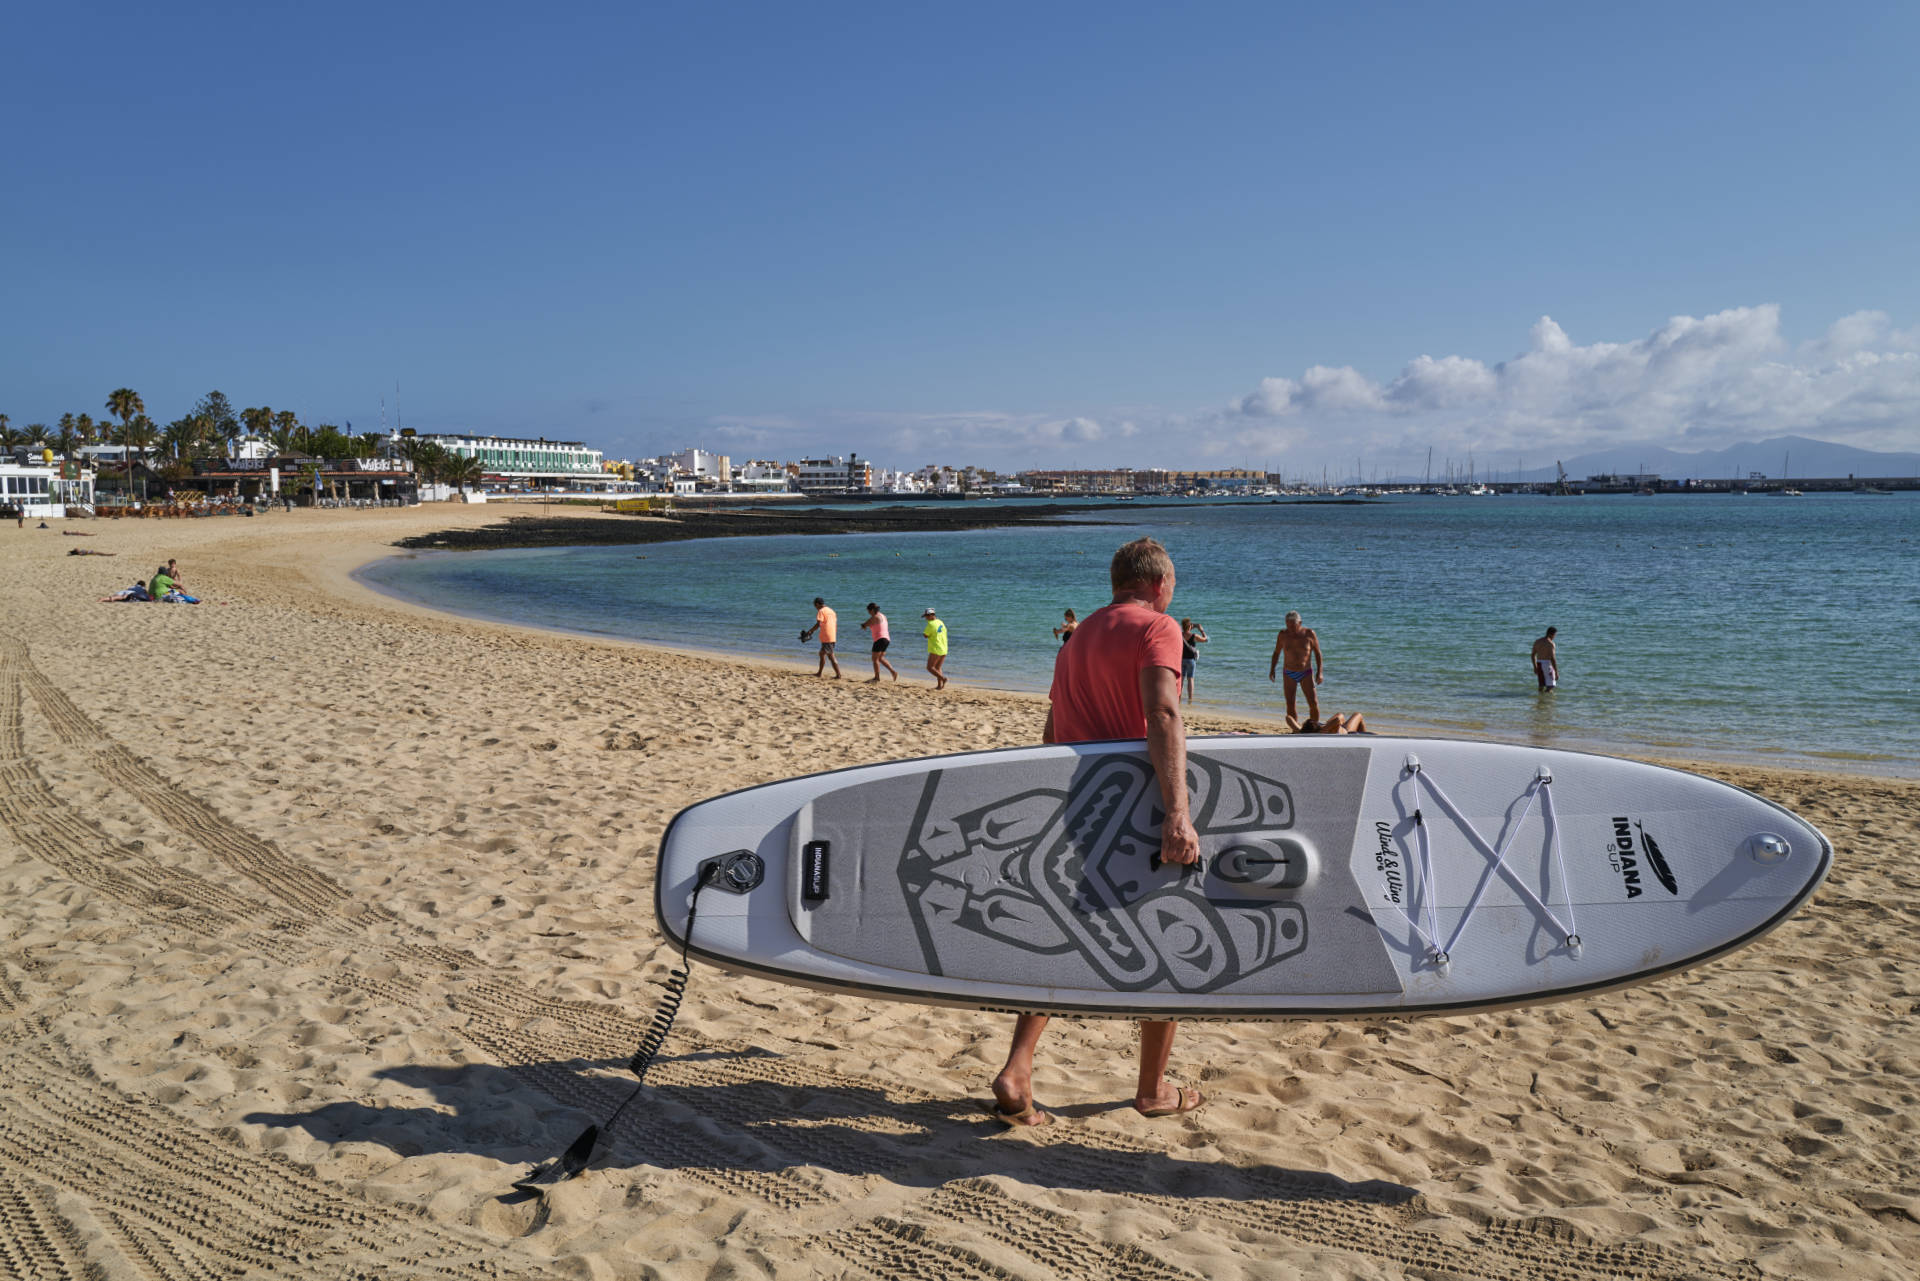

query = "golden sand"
[{"left": 1, "top": 506, "right": 1914, "bottom": 1279}]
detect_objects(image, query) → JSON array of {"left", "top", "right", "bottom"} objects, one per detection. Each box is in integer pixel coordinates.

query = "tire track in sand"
[
  {"left": 5, "top": 634, "right": 353, "bottom": 921},
  {"left": 0, "top": 1037, "right": 565, "bottom": 1280},
  {"left": 0, "top": 636, "right": 1740, "bottom": 1281}
]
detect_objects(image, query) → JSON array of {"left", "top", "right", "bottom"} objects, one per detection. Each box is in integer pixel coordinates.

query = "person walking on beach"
[
  {"left": 922, "top": 608, "right": 949, "bottom": 689},
  {"left": 1179, "top": 618, "right": 1208, "bottom": 704},
  {"left": 1268, "top": 611, "right": 1323, "bottom": 724},
  {"left": 1053, "top": 608, "right": 1077, "bottom": 643},
  {"left": 989, "top": 537, "right": 1203, "bottom": 1127},
  {"left": 802, "top": 597, "right": 842, "bottom": 679},
  {"left": 861, "top": 602, "right": 898, "bottom": 683},
  {"left": 1532, "top": 626, "right": 1559, "bottom": 692}
]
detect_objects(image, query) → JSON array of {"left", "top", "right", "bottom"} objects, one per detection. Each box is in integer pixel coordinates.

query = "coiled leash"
[{"left": 511, "top": 861, "right": 719, "bottom": 1195}]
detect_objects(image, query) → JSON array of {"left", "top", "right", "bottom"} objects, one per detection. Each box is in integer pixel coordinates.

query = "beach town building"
[
  {"left": 393, "top": 432, "right": 609, "bottom": 488},
  {"left": 1, "top": 450, "right": 94, "bottom": 517},
  {"left": 1016, "top": 468, "right": 1137, "bottom": 493},
  {"left": 665, "top": 448, "right": 729, "bottom": 481},
  {"left": 794, "top": 455, "right": 874, "bottom": 494},
  {"left": 733, "top": 460, "right": 793, "bottom": 493}
]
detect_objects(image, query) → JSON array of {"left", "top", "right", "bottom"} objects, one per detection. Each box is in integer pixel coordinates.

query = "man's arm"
[
  {"left": 1041, "top": 707, "right": 1056, "bottom": 745},
  {"left": 1139, "top": 666, "right": 1199, "bottom": 866},
  {"left": 1268, "top": 632, "right": 1283, "bottom": 681},
  {"left": 1309, "top": 629, "right": 1325, "bottom": 682}
]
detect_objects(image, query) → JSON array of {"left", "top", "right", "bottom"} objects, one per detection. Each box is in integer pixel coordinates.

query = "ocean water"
[{"left": 360, "top": 494, "right": 1920, "bottom": 775}]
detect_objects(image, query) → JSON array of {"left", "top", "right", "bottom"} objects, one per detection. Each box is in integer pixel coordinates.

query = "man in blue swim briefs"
[{"left": 1268, "top": 610, "right": 1324, "bottom": 726}]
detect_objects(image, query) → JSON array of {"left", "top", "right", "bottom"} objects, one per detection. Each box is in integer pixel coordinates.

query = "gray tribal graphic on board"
[{"left": 898, "top": 753, "right": 1311, "bottom": 993}]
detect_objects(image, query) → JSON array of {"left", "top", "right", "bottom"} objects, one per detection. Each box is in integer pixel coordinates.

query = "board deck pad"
[
  {"left": 658, "top": 736, "right": 1831, "bottom": 1019},
  {"left": 794, "top": 749, "right": 1399, "bottom": 996}
]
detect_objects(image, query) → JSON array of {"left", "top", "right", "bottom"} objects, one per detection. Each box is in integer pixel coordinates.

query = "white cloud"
[
  {"left": 681, "top": 305, "right": 1919, "bottom": 472},
  {"left": 1225, "top": 304, "right": 1920, "bottom": 459}
]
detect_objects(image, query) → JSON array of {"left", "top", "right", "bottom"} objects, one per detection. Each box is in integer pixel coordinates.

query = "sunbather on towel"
[{"left": 100, "top": 583, "right": 151, "bottom": 602}]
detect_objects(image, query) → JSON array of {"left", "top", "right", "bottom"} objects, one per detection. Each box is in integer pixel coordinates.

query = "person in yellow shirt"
[
  {"left": 802, "top": 596, "right": 842, "bottom": 679},
  {"left": 921, "top": 606, "right": 949, "bottom": 689}
]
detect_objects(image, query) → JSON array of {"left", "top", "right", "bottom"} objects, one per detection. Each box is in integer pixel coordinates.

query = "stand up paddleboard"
[{"left": 655, "top": 737, "right": 1829, "bottom": 1019}]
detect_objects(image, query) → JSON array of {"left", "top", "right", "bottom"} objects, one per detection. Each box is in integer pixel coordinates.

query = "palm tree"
[
  {"left": 112, "top": 413, "right": 160, "bottom": 501},
  {"left": 273, "top": 410, "right": 302, "bottom": 454},
  {"left": 24, "top": 424, "right": 52, "bottom": 451},
  {"left": 413, "top": 442, "right": 450, "bottom": 486},
  {"left": 446, "top": 453, "right": 486, "bottom": 493},
  {"left": 0, "top": 417, "right": 17, "bottom": 450},
  {"left": 241, "top": 406, "right": 272, "bottom": 448},
  {"left": 106, "top": 389, "right": 144, "bottom": 451},
  {"left": 162, "top": 416, "right": 204, "bottom": 460},
  {"left": 55, "top": 421, "right": 81, "bottom": 462},
  {"left": 74, "top": 414, "right": 97, "bottom": 447}
]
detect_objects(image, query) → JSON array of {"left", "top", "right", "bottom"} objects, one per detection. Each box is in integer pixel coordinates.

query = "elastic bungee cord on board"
[{"left": 511, "top": 861, "right": 720, "bottom": 1195}]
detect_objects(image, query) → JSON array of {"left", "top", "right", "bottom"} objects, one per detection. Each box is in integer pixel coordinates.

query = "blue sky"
[{"left": 4, "top": 2, "right": 1916, "bottom": 474}]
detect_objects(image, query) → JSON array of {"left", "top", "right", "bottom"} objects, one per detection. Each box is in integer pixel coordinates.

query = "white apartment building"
[
  {"left": 396, "top": 433, "right": 607, "bottom": 486},
  {"left": 733, "top": 460, "right": 792, "bottom": 492},
  {"left": 1, "top": 454, "right": 94, "bottom": 517},
  {"left": 792, "top": 454, "right": 876, "bottom": 494},
  {"left": 666, "top": 448, "right": 729, "bottom": 479}
]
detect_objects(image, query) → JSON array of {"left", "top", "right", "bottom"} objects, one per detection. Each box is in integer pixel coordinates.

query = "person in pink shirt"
[
  {"left": 988, "top": 537, "right": 1205, "bottom": 1127},
  {"left": 801, "top": 596, "right": 842, "bottom": 679},
  {"left": 860, "top": 601, "right": 898, "bottom": 683}
]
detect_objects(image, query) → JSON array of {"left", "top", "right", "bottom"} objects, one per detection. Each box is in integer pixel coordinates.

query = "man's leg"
[
  {"left": 815, "top": 647, "right": 826, "bottom": 676},
  {"left": 1136, "top": 1020, "right": 1185, "bottom": 1112},
  {"left": 991, "top": 1014, "right": 1050, "bottom": 1123},
  {"left": 1283, "top": 675, "right": 1299, "bottom": 719},
  {"left": 1303, "top": 677, "right": 1320, "bottom": 721},
  {"left": 827, "top": 648, "right": 841, "bottom": 678}
]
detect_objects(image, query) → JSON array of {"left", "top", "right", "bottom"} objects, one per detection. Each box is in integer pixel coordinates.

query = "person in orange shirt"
[
  {"left": 801, "top": 596, "right": 842, "bottom": 679},
  {"left": 988, "top": 537, "right": 1204, "bottom": 1127}
]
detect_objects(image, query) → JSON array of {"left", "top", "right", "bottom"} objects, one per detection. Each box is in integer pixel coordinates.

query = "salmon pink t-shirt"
[
  {"left": 1047, "top": 600, "right": 1183, "bottom": 743},
  {"left": 815, "top": 606, "right": 837, "bottom": 643}
]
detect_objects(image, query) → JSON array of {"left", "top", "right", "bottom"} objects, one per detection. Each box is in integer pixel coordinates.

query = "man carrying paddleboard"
[{"left": 988, "top": 537, "right": 1205, "bottom": 1127}]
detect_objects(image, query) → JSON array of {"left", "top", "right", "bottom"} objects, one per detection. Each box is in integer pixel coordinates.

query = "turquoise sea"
[{"left": 360, "top": 494, "right": 1920, "bottom": 776}]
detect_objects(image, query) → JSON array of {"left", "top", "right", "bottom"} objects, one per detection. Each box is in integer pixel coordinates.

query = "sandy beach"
[{"left": 2, "top": 504, "right": 1915, "bottom": 1280}]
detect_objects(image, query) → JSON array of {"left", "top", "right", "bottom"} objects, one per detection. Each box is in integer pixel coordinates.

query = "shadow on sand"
[{"left": 244, "top": 1048, "right": 1415, "bottom": 1210}]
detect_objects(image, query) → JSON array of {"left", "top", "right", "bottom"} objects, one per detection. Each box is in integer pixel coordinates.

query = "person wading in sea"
[{"left": 1268, "top": 610, "right": 1324, "bottom": 724}]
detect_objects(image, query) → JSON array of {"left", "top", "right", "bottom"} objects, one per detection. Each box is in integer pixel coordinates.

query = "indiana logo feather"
[{"left": 1635, "top": 822, "right": 1680, "bottom": 896}]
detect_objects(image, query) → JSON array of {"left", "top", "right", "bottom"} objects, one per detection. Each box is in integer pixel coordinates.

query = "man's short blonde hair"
[{"left": 1110, "top": 537, "right": 1174, "bottom": 592}]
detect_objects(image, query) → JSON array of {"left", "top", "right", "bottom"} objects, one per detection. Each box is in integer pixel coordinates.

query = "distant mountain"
[
  {"left": 1393, "top": 436, "right": 1920, "bottom": 484},
  {"left": 1550, "top": 436, "right": 1920, "bottom": 482}
]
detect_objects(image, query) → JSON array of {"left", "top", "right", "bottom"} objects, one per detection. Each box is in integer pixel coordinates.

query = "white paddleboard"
[{"left": 655, "top": 736, "right": 1829, "bottom": 1019}]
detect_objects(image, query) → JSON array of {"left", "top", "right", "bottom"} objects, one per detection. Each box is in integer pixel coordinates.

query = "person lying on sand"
[
  {"left": 68, "top": 547, "right": 116, "bottom": 556},
  {"left": 100, "top": 583, "right": 151, "bottom": 602},
  {"left": 1288, "top": 711, "right": 1368, "bottom": 734}
]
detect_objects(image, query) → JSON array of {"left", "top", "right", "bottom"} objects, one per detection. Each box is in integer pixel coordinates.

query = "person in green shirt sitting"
[{"left": 147, "top": 565, "right": 201, "bottom": 604}]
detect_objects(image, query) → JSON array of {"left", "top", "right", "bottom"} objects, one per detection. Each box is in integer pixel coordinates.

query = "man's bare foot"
[
  {"left": 990, "top": 1070, "right": 1048, "bottom": 1126},
  {"left": 1134, "top": 1083, "right": 1205, "bottom": 1117}
]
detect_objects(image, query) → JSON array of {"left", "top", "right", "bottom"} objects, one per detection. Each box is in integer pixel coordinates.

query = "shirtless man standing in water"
[
  {"left": 1531, "top": 626, "right": 1559, "bottom": 692},
  {"left": 1267, "top": 610, "right": 1324, "bottom": 724}
]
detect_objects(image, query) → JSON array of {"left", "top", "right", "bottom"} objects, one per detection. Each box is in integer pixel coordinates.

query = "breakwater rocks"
[{"left": 392, "top": 503, "right": 1119, "bottom": 551}]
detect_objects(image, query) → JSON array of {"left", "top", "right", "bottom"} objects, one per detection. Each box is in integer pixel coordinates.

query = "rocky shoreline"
[{"left": 391, "top": 502, "right": 1123, "bottom": 551}]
